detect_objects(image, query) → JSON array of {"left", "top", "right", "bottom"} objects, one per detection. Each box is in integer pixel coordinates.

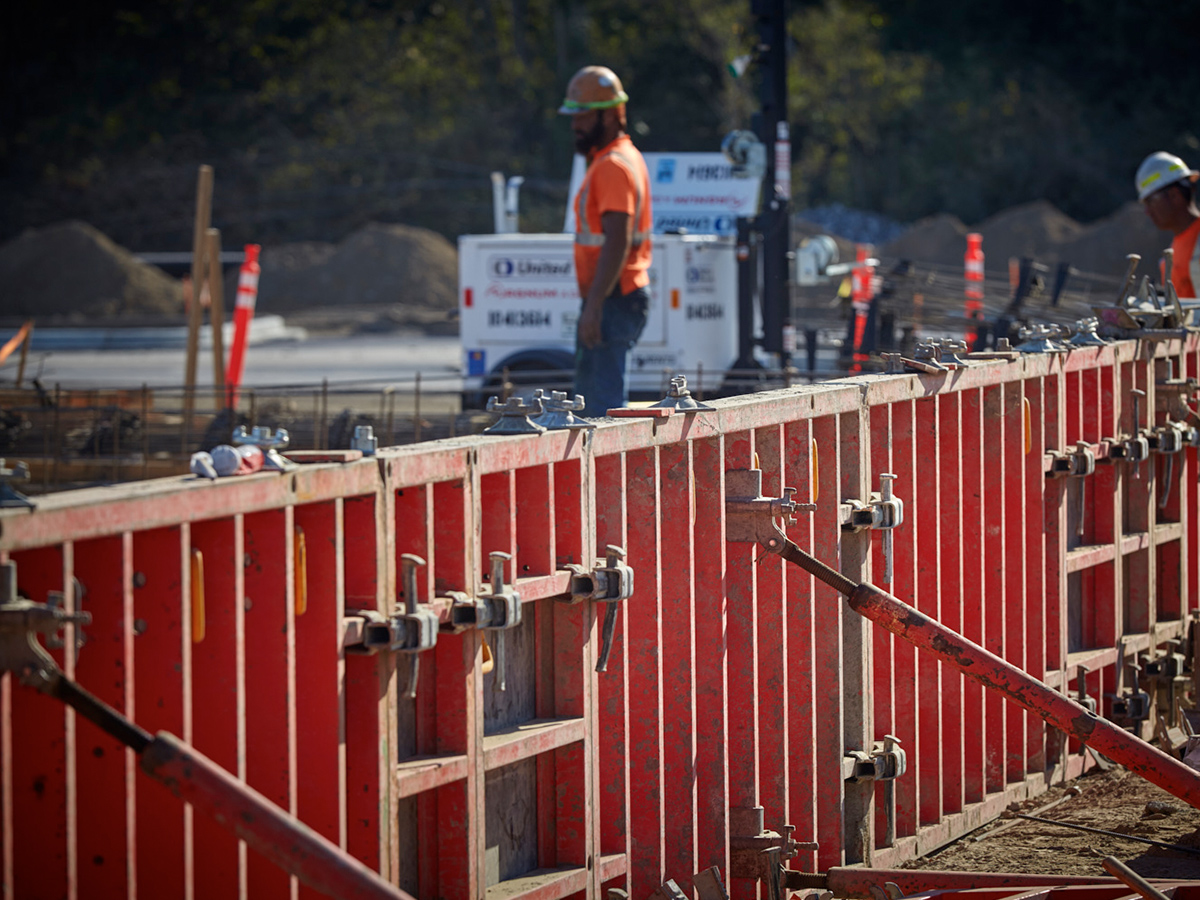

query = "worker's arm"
[{"left": 578, "top": 210, "right": 632, "bottom": 349}]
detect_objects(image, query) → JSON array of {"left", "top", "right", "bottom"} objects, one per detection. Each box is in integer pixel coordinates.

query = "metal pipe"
[
  {"left": 1102, "top": 855, "right": 1173, "bottom": 900},
  {"left": 847, "top": 579, "right": 1200, "bottom": 809},
  {"left": 768, "top": 539, "right": 1200, "bottom": 809},
  {"left": 796, "top": 867, "right": 1181, "bottom": 898},
  {"left": 142, "top": 732, "right": 414, "bottom": 900},
  {"left": 1014, "top": 813, "right": 1200, "bottom": 855}
]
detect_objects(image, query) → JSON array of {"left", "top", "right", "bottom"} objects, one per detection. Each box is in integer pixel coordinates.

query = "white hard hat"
[{"left": 1135, "top": 151, "right": 1199, "bottom": 201}]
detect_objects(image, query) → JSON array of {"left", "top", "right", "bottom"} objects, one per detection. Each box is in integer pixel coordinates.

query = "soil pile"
[
  {"left": 882, "top": 201, "right": 1170, "bottom": 281},
  {"left": 251, "top": 223, "right": 457, "bottom": 313},
  {"left": 0, "top": 220, "right": 181, "bottom": 319}
]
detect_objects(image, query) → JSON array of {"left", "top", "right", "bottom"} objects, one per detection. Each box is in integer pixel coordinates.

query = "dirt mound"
[
  {"left": 0, "top": 220, "right": 181, "bottom": 319},
  {"left": 882, "top": 200, "right": 1173, "bottom": 282},
  {"left": 252, "top": 223, "right": 457, "bottom": 312},
  {"left": 882, "top": 213, "right": 969, "bottom": 265}
]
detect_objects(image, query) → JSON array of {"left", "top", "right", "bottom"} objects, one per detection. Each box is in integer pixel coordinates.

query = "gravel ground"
[{"left": 906, "top": 767, "right": 1200, "bottom": 880}]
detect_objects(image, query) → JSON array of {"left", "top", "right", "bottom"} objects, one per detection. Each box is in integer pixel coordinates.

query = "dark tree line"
[{"left": 3, "top": 0, "right": 1197, "bottom": 249}]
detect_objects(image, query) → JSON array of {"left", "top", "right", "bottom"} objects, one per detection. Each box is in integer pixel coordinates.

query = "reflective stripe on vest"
[{"left": 576, "top": 148, "right": 651, "bottom": 247}]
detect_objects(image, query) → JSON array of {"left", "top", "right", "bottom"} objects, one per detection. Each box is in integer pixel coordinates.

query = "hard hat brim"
[
  {"left": 557, "top": 93, "right": 629, "bottom": 115},
  {"left": 1137, "top": 168, "right": 1199, "bottom": 201}
]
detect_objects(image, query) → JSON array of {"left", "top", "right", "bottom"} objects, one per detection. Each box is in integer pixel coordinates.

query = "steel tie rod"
[{"left": 769, "top": 536, "right": 1200, "bottom": 811}]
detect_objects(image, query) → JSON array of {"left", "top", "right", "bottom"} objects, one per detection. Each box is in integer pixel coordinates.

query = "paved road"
[{"left": 15, "top": 334, "right": 463, "bottom": 391}]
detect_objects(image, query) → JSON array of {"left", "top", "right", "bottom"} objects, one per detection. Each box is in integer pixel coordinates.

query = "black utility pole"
[{"left": 753, "top": 0, "right": 791, "bottom": 361}]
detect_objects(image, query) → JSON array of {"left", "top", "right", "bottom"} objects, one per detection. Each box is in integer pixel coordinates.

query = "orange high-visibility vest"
[
  {"left": 573, "top": 134, "right": 653, "bottom": 297},
  {"left": 1171, "top": 217, "right": 1200, "bottom": 298}
]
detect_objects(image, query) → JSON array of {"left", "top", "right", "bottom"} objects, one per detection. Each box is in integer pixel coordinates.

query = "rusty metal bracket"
[
  {"left": 840, "top": 473, "right": 904, "bottom": 581},
  {"left": 726, "top": 468, "right": 815, "bottom": 551},
  {"left": 728, "top": 806, "right": 817, "bottom": 900},
  {"left": 844, "top": 734, "right": 906, "bottom": 783},
  {"left": 0, "top": 563, "right": 91, "bottom": 690},
  {"left": 479, "top": 552, "right": 521, "bottom": 691},
  {"left": 568, "top": 546, "right": 634, "bottom": 674},
  {"left": 484, "top": 396, "right": 546, "bottom": 435}
]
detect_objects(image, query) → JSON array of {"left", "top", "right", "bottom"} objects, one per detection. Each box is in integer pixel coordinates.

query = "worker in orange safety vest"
[
  {"left": 1136, "top": 151, "right": 1200, "bottom": 297},
  {"left": 559, "top": 65, "right": 653, "bottom": 416}
]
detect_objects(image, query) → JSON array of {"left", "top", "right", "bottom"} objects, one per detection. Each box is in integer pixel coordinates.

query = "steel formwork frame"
[{"left": 1, "top": 335, "right": 1197, "bottom": 900}]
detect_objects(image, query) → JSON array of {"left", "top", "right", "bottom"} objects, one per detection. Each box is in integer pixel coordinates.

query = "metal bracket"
[
  {"left": 352, "top": 425, "right": 377, "bottom": 456},
  {"left": 649, "top": 375, "right": 715, "bottom": 412},
  {"left": 479, "top": 552, "right": 521, "bottom": 691},
  {"left": 728, "top": 806, "right": 817, "bottom": 900},
  {"left": 530, "top": 390, "right": 593, "bottom": 430},
  {"left": 1048, "top": 441, "right": 1096, "bottom": 478},
  {"left": 844, "top": 734, "right": 906, "bottom": 783},
  {"left": 0, "top": 562, "right": 91, "bottom": 690},
  {"left": 484, "top": 396, "right": 546, "bottom": 435},
  {"left": 1109, "top": 688, "right": 1151, "bottom": 722},
  {"left": 0, "top": 459, "right": 34, "bottom": 509},
  {"left": 840, "top": 473, "right": 904, "bottom": 582},
  {"left": 1014, "top": 324, "right": 1068, "bottom": 354},
  {"left": 1068, "top": 317, "right": 1108, "bottom": 346},
  {"left": 232, "top": 425, "right": 296, "bottom": 471},
  {"left": 1074, "top": 666, "right": 1097, "bottom": 715},
  {"left": 344, "top": 555, "right": 438, "bottom": 698},
  {"left": 570, "top": 546, "right": 634, "bottom": 674},
  {"left": 726, "top": 469, "right": 815, "bottom": 551}
]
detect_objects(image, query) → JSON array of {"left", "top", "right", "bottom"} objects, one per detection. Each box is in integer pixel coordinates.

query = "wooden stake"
[
  {"left": 183, "top": 164, "right": 213, "bottom": 449},
  {"left": 206, "top": 227, "right": 226, "bottom": 398}
]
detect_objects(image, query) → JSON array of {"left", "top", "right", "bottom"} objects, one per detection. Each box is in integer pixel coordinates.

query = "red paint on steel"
[
  {"left": 868, "top": 403, "right": 894, "bottom": 850},
  {"left": 188, "top": 518, "right": 243, "bottom": 897},
  {"left": 1003, "top": 381, "right": 1027, "bottom": 786},
  {"left": 594, "top": 452, "right": 629, "bottom": 869},
  {"left": 981, "top": 385, "right": 1007, "bottom": 795},
  {"left": 551, "top": 599, "right": 592, "bottom": 882},
  {"left": 915, "top": 397, "right": 943, "bottom": 827},
  {"left": 553, "top": 458, "right": 585, "bottom": 569},
  {"left": 139, "top": 731, "right": 414, "bottom": 900},
  {"left": 811, "top": 414, "right": 845, "bottom": 869},
  {"left": 847, "top": 580, "right": 1200, "bottom": 809},
  {"left": 516, "top": 466, "right": 554, "bottom": 578},
  {"left": 131, "top": 528, "right": 190, "bottom": 897},
  {"left": 294, "top": 501, "right": 347, "bottom": 900},
  {"left": 960, "top": 388, "right": 986, "bottom": 804},
  {"left": 73, "top": 536, "right": 134, "bottom": 899},
  {"left": 822, "top": 866, "right": 1172, "bottom": 898},
  {"left": 243, "top": 508, "right": 296, "bottom": 898},
  {"left": 724, "top": 429, "right": 760, "bottom": 897},
  {"left": 1188, "top": 348, "right": 1199, "bottom": 616},
  {"left": 756, "top": 424, "right": 790, "bottom": 856},
  {"left": 937, "top": 392, "right": 965, "bottom": 817},
  {"left": 691, "top": 436, "right": 729, "bottom": 878},
  {"left": 1023, "top": 378, "right": 1048, "bottom": 773},
  {"left": 783, "top": 418, "right": 818, "bottom": 874},
  {"left": 343, "top": 495, "right": 389, "bottom": 879},
  {"left": 8, "top": 546, "right": 70, "bottom": 899},
  {"left": 658, "top": 441, "right": 699, "bottom": 884},
  {"left": 889, "top": 399, "right": 918, "bottom": 839}
]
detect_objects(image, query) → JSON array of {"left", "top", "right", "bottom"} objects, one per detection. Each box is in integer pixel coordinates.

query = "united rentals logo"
[{"left": 488, "top": 256, "right": 573, "bottom": 278}]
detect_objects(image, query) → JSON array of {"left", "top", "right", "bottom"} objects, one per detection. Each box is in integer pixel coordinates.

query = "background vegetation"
[{"left": 4, "top": 0, "right": 1198, "bottom": 249}]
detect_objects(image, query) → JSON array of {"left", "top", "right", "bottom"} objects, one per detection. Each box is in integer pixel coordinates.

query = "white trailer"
[{"left": 459, "top": 232, "right": 741, "bottom": 404}]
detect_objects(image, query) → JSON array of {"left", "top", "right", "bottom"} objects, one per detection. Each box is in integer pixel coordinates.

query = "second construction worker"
[
  {"left": 559, "top": 65, "right": 652, "bottom": 415},
  {"left": 1136, "top": 151, "right": 1200, "bottom": 297}
]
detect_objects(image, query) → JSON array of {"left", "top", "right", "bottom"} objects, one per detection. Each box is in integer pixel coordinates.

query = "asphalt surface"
[{"left": 13, "top": 334, "right": 463, "bottom": 391}]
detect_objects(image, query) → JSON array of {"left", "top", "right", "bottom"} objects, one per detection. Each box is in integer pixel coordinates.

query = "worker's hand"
[{"left": 578, "top": 301, "right": 604, "bottom": 349}]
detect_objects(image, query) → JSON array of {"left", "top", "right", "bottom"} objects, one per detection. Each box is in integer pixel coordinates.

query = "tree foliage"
[{"left": 3, "top": 0, "right": 1198, "bottom": 247}]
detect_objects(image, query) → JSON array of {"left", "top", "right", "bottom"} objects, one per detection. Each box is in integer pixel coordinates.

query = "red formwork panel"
[{"left": 2, "top": 334, "right": 1199, "bottom": 899}]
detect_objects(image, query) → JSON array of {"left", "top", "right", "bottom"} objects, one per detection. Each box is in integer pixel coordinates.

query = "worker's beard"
[{"left": 573, "top": 114, "right": 607, "bottom": 155}]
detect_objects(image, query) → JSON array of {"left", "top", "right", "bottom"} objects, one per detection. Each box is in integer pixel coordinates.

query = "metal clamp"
[
  {"left": 1014, "top": 324, "right": 1068, "bottom": 354},
  {"left": 840, "top": 474, "right": 904, "bottom": 582},
  {"left": 1069, "top": 317, "right": 1107, "bottom": 347},
  {"left": 570, "top": 546, "right": 634, "bottom": 673},
  {"left": 936, "top": 339, "right": 970, "bottom": 368},
  {"left": 484, "top": 396, "right": 546, "bottom": 435},
  {"left": 480, "top": 552, "right": 521, "bottom": 691},
  {"left": 232, "top": 426, "right": 296, "bottom": 471},
  {"left": 844, "top": 734, "right": 906, "bottom": 783},
  {"left": 729, "top": 806, "right": 817, "bottom": 900},
  {"left": 352, "top": 425, "right": 377, "bottom": 456},
  {"left": 0, "top": 562, "right": 92, "bottom": 690},
  {"left": 649, "top": 375, "right": 715, "bottom": 412},
  {"left": 1048, "top": 441, "right": 1096, "bottom": 478},
  {"left": 530, "top": 390, "right": 593, "bottom": 430},
  {"left": 0, "top": 459, "right": 34, "bottom": 509},
  {"left": 726, "top": 469, "right": 816, "bottom": 551},
  {"left": 1074, "top": 666, "right": 1097, "bottom": 715},
  {"left": 344, "top": 555, "right": 439, "bottom": 698},
  {"left": 1109, "top": 688, "right": 1151, "bottom": 722}
]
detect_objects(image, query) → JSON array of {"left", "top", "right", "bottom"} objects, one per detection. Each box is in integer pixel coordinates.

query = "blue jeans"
[{"left": 574, "top": 286, "right": 650, "bottom": 417}]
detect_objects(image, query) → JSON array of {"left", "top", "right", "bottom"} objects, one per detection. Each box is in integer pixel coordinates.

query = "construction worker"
[
  {"left": 559, "top": 65, "right": 653, "bottom": 416},
  {"left": 1136, "top": 151, "right": 1200, "bottom": 297}
]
